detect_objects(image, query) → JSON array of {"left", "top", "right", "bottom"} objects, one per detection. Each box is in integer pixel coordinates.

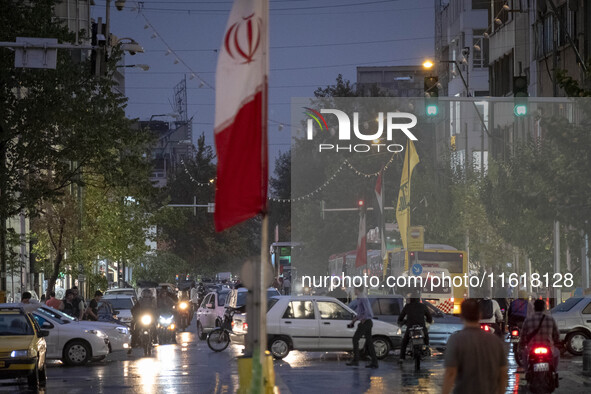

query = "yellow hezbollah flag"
[{"left": 396, "top": 140, "right": 419, "bottom": 250}]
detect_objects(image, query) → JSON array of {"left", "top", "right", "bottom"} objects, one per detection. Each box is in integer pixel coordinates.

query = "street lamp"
[
  {"left": 422, "top": 60, "right": 434, "bottom": 70},
  {"left": 116, "top": 64, "right": 150, "bottom": 71},
  {"left": 149, "top": 113, "right": 180, "bottom": 122}
]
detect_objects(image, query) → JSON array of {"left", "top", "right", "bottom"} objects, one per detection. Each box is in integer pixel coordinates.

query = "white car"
[
  {"left": 195, "top": 290, "right": 231, "bottom": 340},
  {"left": 551, "top": 295, "right": 591, "bottom": 355},
  {"left": 235, "top": 296, "right": 402, "bottom": 360},
  {"left": 37, "top": 306, "right": 131, "bottom": 353},
  {"left": 31, "top": 307, "right": 110, "bottom": 366},
  {"left": 100, "top": 295, "right": 136, "bottom": 325},
  {"left": 104, "top": 288, "right": 137, "bottom": 298}
]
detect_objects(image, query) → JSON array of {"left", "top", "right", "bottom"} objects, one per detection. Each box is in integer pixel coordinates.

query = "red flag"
[
  {"left": 375, "top": 170, "right": 386, "bottom": 259},
  {"left": 355, "top": 206, "right": 367, "bottom": 268},
  {"left": 214, "top": 0, "right": 268, "bottom": 231}
]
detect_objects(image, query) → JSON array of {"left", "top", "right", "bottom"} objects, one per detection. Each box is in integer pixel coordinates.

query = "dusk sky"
[{"left": 95, "top": 0, "right": 435, "bottom": 166}]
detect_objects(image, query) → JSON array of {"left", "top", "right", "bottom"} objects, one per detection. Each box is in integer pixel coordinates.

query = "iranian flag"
[{"left": 214, "top": 0, "right": 268, "bottom": 232}]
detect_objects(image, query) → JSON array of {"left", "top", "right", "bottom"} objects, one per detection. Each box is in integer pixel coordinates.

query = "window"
[
  {"left": 472, "top": 30, "right": 489, "bottom": 69},
  {"left": 218, "top": 292, "right": 229, "bottom": 306},
  {"left": 201, "top": 294, "right": 212, "bottom": 308},
  {"left": 552, "top": 297, "right": 581, "bottom": 312},
  {"left": 0, "top": 314, "right": 34, "bottom": 335},
  {"left": 282, "top": 301, "right": 315, "bottom": 319},
  {"left": 378, "top": 298, "right": 402, "bottom": 316},
  {"left": 104, "top": 298, "right": 133, "bottom": 310},
  {"left": 316, "top": 301, "right": 353, "bottom": 320},
  {"left": 582, "top": 301, "right": 591, "bottom": 314}
]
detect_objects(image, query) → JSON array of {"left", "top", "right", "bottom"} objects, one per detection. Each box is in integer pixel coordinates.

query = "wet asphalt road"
[{"left": 2, "top": 320, "right": 591, "bottom": 393}]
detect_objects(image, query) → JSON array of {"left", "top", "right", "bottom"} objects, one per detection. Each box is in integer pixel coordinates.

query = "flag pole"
[{"left": 250, "top": 0, "right": 270, "bottom": 392}]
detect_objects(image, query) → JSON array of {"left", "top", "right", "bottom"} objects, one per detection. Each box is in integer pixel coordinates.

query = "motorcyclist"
[
  {"left": 479, "top": 297, "right": 504, "bottom": 337},
  {"left": 130, "top": 289, "right": 157, "bottom": 352},
  {"left": 508, "top": 290, "right": 534, "bottom": 328},
  {"left": 397, "top": 292, "right": 433, "bottom": 363},
  {"left": 519, "top": 299, "right": 560, "bottom": 369}
]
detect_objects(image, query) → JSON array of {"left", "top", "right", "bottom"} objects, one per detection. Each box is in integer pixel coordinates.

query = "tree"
[
  {"left": 268, "top": 150, "right": 291, "bottom": 242},
  {"left": 0, "top": 0, "right": 154, "bottom": 289}
]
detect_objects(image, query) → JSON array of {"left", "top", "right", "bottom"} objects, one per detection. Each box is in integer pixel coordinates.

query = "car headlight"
[
  {"left": 141, "top": 314, "right": 152, "bottom": 325},
  {"left": 85, "top": 329, "right": 106, "bottom": 338},
  {"left": 179, "top": 302, "right": 188, "bottom": 310},
  {"left": 10, "top": 349, "right": 31, "bottom": 358},
  {"left": 116, "top": 326, "right": 129, "bottom": 335},
  {"left": 396, "top": 328, "right": 402, "bottom": 335}
]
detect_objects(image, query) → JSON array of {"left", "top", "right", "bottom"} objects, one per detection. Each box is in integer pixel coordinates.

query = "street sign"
[
  {"left": 411, "top": 263, "right": 423, "bottom": 276},
  {"left": 408, "top": 226, "right": 424, "bottom": 251},
  {"left": 14, "top": 37, "right": 58, "bottom": 69}
]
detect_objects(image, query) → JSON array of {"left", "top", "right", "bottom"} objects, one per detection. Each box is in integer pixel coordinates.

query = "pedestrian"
[
  {"left": 46, "top": 291, "right": 63, "bottom": 310},
  {"left": 62, "top": 290, "right": 76, "bottom": 318},
  {"left": 283, "top": 275, "right": 291, "bottom": 295},
  {"left": 85, "top": 290, "right": 103, "bottom": 321},
  {"left": 442, "top": 299, "right": 508, "bottom": 394},
  {"left": 346, "top": 285, "right": 378, "bottom": 368},
  {"left": 71, "top": 286, "right": 85, "bottom": 320},
  {"left": 21, "top": 291, "right": 32, "bottom": 303}
]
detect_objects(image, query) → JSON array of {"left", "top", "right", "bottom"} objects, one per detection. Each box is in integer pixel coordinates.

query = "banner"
[{"left": 396, "top": 140, "right": 419, "bottom": 250}]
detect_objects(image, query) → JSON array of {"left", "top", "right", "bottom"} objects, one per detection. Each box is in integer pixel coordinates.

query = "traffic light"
[
  {"left": 513, "top": 76, "right": 528, "bottom": 116},
  {"left": 424, "top": 76, "right": 439, "bottom": 116}
]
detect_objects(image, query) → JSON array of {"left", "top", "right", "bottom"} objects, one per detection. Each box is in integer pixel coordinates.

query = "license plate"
[
  {"left": 533, "top": 363, "right": 549, "bottom": 372},
  {"left": 0, "top": 361, "right": 5, "bottom": 368},
  {"left": 412, "top": 339, "right": 424, "bottom": 345},
  {"left": 510, "top": 338, "right": 520, "bottom": 343}
]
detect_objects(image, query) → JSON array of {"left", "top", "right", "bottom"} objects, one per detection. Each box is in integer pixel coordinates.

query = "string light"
[
  {"left": 269, "top": 154, "right": 397, "bottom": 203},
  {"left": 181, "top": 159, "right": 216, "bottom": 187}
]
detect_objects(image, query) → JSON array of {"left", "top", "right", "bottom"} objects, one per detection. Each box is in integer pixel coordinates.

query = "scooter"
[
  {"left": 140, "top": 313, "right": 155, "bottom": 356},
  {"left": 508, "top": 326, "right": 522, "bottom": 366},
  {"left": 157, "top": 313, "right": 176, "bottom": 344},
  {"left": 525, "top": 344, "right": 558, "bottom": 393},
  {"left": 407, "top": 325, "right": 430, "bottom": 371},
  {"left": 177, "top": 301, "right": 191, "bottom": 330}
]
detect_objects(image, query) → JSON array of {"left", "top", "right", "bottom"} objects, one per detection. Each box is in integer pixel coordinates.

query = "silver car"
[{"left": 551, "top": 295, "right": 591, "bottom": 355}]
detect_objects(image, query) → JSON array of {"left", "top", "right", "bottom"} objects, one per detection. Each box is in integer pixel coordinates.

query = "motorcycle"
[
  {"left": 480, "top": 323, "right": 496, "bottom": 334},
  {"left": 157, "top": 313, "right": 176, "bottom": 344},
  {"left": 177, "top": 301, "right": 191, "bottom": 330},
  {"left": 407, "top": 325, "right": 429, "bottom": 371},
  {"left": 207, "top": 307, "right": 235, "bottom": 352},
  {"left": 508, "top": 326, "right": 522, "bottom": 366},
  {"left": 525, "top": 344, "right": 558, "bottom": 393},
  {"left": 140, "top": 313, "right": 155, "bottom": 356}
]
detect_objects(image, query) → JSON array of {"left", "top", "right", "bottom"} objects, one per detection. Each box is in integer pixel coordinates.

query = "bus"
[{"left": 384, "top": 244, "right": 468, "bottom": 314}]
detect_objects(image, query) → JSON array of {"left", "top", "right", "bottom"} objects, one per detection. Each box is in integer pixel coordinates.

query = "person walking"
[
  {"left": 346, "top": 285, "right": 378, "bottom": 368},
  {"left": 442, "top": 299, "right": 508, "bottom": 394},
  {"left": 45, "top": 291, "right": 63, "bottom": 310},
  {"left": 62, "top": 290, "right": 77, "bottom": 318},
  {"left": 283, "top": 276, "right": 291, "bottom": 295}
]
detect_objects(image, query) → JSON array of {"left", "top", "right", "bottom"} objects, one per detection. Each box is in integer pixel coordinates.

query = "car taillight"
[
  {"left": 244, "top": 323, "right": 248, "bottom": 330},
  {"left": 231, "top": 321, "right": 235, "bottom": 328},
  {"left": 533, "top": 347, "right": 549, "bottom": 355},
  {"left": 481, "top": 325, "right": 490, "bottom": 331},
  {"left": 511, "top": 330, "right": 519, "bottom": 337}
]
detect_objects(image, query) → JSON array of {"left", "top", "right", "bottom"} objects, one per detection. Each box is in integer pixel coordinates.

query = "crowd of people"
[{"left": 36, "top": 287, "right": 104, "bottom": 321}]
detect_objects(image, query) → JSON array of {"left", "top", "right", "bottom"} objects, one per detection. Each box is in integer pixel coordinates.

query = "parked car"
[
  {"left": 196, "top": 290, "right": 232, "bottom": 340},
  {"left": 228, "top": 287, "right": 281, "bottom": 341},
  {"left": 104, "top": 288, "right": 137, "bottom": 298},
  {"left": 30, "top": 307, "right": 110, "bottom": 366},
  {"left": 100, "top": 295, "right": 136, "bottom": 325},
  {"left": 235, "top": 296, "right": 402, "bottom": 360},
  {"left": 0, "top": 304, "right": 48, "bottom": 388},
  {"left": 551, "top": 295, "right": 591, "bottom": 355},
  {"left": 348, "top": 295, "right": 462, "bottom": 350}
]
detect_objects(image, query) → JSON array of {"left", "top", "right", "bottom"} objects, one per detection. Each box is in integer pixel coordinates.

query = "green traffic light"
[
  {"left": 514, "top": 104, "right": 527, "bottom": 116},
  {"left": 426, "top": 104, "right": 439, "bottom": 116}
]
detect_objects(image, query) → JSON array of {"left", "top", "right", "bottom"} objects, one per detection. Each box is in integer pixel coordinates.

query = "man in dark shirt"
[
  {"left": 397, "top": 295, "right": 433, "bottom": 362},
  {"left": 85, "top": 291, "right": 103, "bottom": 321},
  {"left": 443, "top": 299, "right": 508, "bottom": 394},
  {"left": 62, "top": 290, "right": 76, "bottom": 318}
]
